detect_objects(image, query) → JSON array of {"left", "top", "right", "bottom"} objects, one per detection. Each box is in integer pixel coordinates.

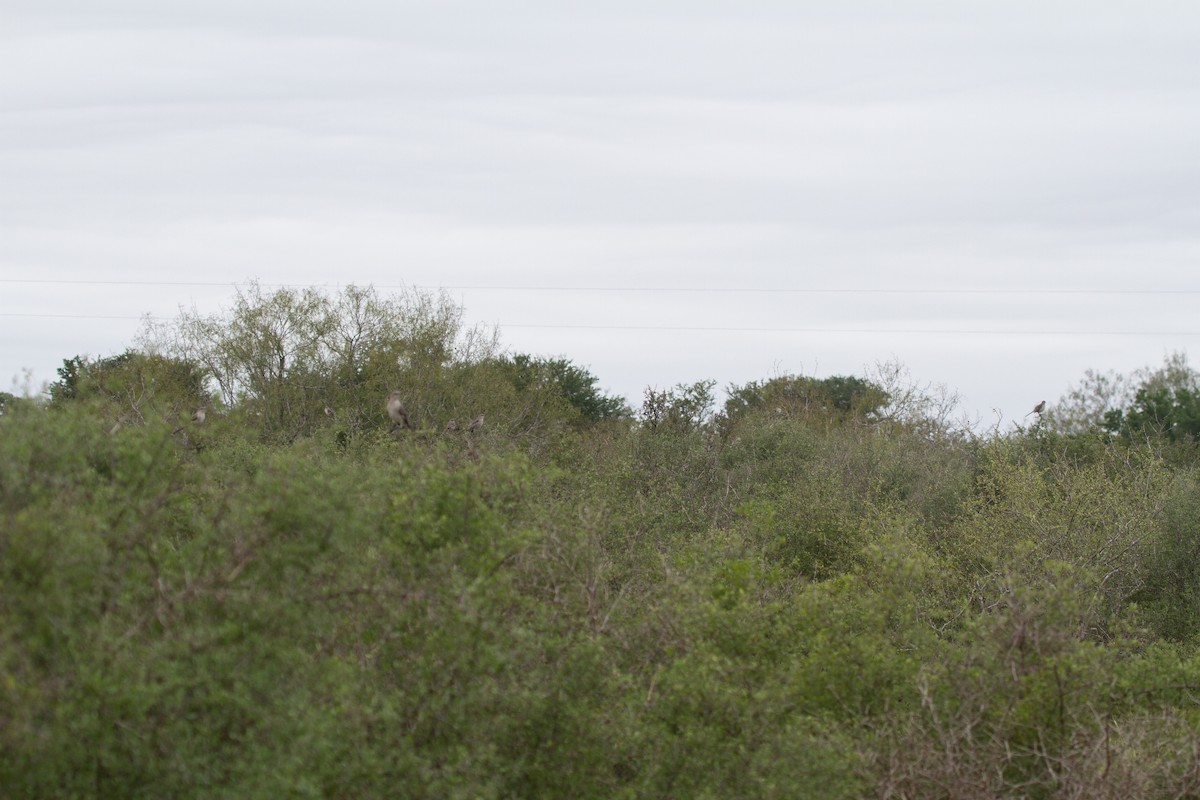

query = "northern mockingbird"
[
  {"left": 386, "top": 391, "right": 413, "bottom": 429},
  {"left": 1026, "top": 400, "right": 1046, "bottom": 417}
]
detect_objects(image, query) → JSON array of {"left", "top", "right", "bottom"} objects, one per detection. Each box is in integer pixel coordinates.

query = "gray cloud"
[{"left": 4, "top": 2, "right": 1200, "bottom": 422}]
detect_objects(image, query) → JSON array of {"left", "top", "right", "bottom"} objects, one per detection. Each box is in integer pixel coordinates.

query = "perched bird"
[
  {"left": 444, "top": 419, "right": 458, "bottom": 433},
  {"left": 1026, "top": 400, "right": 1046, "bottom": 417},
  {"left": 466, "top": 413, "right": 484, "bottom": 434},
  {"left": 386, "top": 391, "right": 413, "bottom": 429},
  {"left": 109, "top": 412, "right": 134, "bottom": 436},
  {"left": 191, "top": 407, "right": 206, "bottom": 425}
]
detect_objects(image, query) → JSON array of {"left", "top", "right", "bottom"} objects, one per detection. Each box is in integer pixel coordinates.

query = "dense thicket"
[{"left": 4, "top": 286, "right": 1200, "bottom": 798}]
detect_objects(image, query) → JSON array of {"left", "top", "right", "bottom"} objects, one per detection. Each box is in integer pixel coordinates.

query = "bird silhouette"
[
  {"left": 386, "top": 391, "right": 413, "bottom": 429},
  {"left": 1026, "top": 400, "right": 1046, "bottom": 417}
]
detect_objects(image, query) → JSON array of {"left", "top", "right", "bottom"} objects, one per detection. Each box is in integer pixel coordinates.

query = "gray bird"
[
  {"left": 1026, "top": 400, "right": 1046, "bottom": 417},
  {"left": 191, "top": 407, "right": 206, "bottom": 425},
  {"left": 386, "top": 391, "right": 413, "bottom": 429},
  {"left": 466, "top": 413, "right": 484, "bottom": 434},
  {"left": 444, "top": 419, "right": 458, "bottom": 433}
]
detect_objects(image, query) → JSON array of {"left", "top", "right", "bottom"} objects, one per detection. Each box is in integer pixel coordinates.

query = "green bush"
[{"left": 11, "top": 327, "right": 1200, "bottom": 797}]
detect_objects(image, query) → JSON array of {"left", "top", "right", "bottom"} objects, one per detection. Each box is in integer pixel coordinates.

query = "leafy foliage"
[
  {"left": 6, "top": 294, "right": 1200, "bottom": 798},
  {"left": 722, "top": 373, "right": 889, "bottom": 429},
  {"left": 1052, "top": 350, "right": 1200, "bottom": 440},
  {"left": 48, "top": 350, "right": 208, "bottom": 417},
  {"left": 1104, "top": 385, "right": 1200, "bottom": 443},
  {"left": 505, "top": 354, "right": 630, "bottom": 424}
]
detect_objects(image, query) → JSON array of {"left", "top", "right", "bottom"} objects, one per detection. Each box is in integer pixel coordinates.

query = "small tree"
[
  {"left": 141, "top": 283, "right": 499, "bottom": 440},
  {"left": 1104, "top": 385, "right": 1200, "bottom": 444},
  {"left": 641, "top": 380, "right": 716, "bottom": 434},
  {"left": 1050, "top": 351, "right": 1198, "bottom": 436},
  {"left": 506, "top": 355, "right": 630, "bottom": 425},
  {"left": 721, "top": 374, "right": 888, "bottom": 431},
  {"left": 47, "top": 350, "right": 208, "bottom": 424}
]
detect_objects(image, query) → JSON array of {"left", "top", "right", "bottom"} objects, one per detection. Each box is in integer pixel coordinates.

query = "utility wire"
[
  {"left": 1, "top": 278, "right": 1199, "bottom": 295},
  {"left": 2, "top": 312, "right": 1198, "bottom": 337},
  {"left": 505, "top": 324, "right": 1200, "bottom": 336}
]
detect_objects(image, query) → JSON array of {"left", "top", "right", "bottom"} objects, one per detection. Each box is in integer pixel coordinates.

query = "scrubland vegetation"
[{"left": 5, "top": 284, "right": 1200, "bottom": 798}]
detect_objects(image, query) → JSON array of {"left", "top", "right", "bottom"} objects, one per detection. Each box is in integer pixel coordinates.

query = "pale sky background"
[{"left": 4, "top": 2, "right": 1200, "bottom": 427}]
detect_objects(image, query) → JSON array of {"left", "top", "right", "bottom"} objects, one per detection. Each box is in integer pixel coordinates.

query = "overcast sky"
[{"left": 4, "top": 2, "right": 1200, "bottom": 426}]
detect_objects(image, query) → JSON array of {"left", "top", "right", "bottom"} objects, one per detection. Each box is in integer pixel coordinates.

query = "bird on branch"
[{"left": 386, "top": 391, "right": 414, "bottom": 430}]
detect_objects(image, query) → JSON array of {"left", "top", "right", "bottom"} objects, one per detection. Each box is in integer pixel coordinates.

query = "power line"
[
  {"left": 1, "top": 278, "right": 1199, "bottom": 295},
  {"left": 2, "top": 313, "right": 155, "bottom": 321},
  {"left": 2, "top": 312, "right": 1199, "bottom": 337},
  {"left": 503, "top": 324, "right": 1200, "bottom": 336}
]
